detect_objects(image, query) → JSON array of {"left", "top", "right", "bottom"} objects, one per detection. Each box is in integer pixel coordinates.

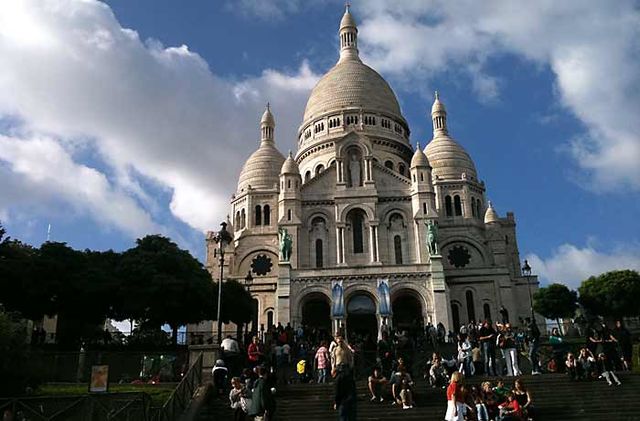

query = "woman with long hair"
[
  {"left": 444, "top": 371, "right": 465, "bottom": 421},
  {"left": 513, "top": 378, "right": 535, "bottom": 420}
]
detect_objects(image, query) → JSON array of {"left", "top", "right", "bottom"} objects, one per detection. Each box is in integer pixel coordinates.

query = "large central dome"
[{"left": 302, "top": 60, "right": 402, "bottom": 123}]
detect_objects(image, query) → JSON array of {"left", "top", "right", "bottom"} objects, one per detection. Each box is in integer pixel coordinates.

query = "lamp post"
[
  {"left": 522, "top": 259, "right": 535, "bottom": 320},
  {"left": 214, "top": 221, "right": 232, "bottom": 345},
  {"left": 244, "top": 271, "right": 253, "bottom": 341}
]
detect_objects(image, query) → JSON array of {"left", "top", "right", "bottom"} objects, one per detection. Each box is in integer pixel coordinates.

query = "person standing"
[
  {"left": 334, "top": 364, "right": 357, "bottom": 421},
  {"left": 502, "top": 323, "right": 521, "bottom": 376},
  {"left": 444, "top": 371, "right": 464, "bottom": 421},
  {"left": 478, "top": 320, "right": 497, "bottom": 376},
  {"left": 248, "top": 366, "right": 276, "bottom": 421},
  {"left": 331, "top": 335, "right": 354, "bottom": 373},
  {"left": 526, "top": 317, "right": 541, "bottom": 375},
  {"left": 614, "top": 320, "right": 632, "bottom": 370},
  {"left": 247, "top": 336, "right": 264, "bottom": 368},
  {"left": 315, "top": 340, "right": 330, "bottom": 383}
]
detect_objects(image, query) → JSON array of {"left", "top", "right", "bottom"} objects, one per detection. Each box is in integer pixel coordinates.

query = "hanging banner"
[
  {"left": 331, "top": 280, "right": 345, "bottom": 318},
  {"left": 377, "top": 278, "right": 392, "bottom": 316}
]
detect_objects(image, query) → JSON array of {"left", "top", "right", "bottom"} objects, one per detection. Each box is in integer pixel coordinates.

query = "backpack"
[{"left": 297, "top": 360, "right": 306, "bottom": 374}]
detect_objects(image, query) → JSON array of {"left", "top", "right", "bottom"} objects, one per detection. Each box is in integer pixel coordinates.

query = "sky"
[{"left": 0, "top": 0, "right": 639, "bottom": 289}]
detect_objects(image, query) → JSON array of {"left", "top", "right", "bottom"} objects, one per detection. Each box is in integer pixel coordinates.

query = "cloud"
[
  {"left": 353, "top": 0, "right": 640, "bottom": 191},
  {"left": 0, "top": 0, "right": 319, "bottom": 235},
  {"left": 526, "top": 242, "right": 640, "bottom": 289}
]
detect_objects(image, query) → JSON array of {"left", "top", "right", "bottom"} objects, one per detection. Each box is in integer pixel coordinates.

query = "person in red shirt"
[
  {"left": 247, "top": 336, "right": 263, "bottom": 368},
  {"left": 444, "top": 371, "right": 465, "bottom": 421},
  {"left": 498, "top": 393, "right": 522, "bottom": 421}
]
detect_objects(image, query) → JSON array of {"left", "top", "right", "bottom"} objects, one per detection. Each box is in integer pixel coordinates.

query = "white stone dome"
[
  {"left": 302, "top": 60, "right": 402, "bottom": 123},
  {"left": 280, "top": 152, "right": 300, "bottom": 175},
  {"left": 237, "top": 142, "right": 285, "bottom": 192},
  {"left": 410, "top": 143, "right": 429, "bottom": 168},
  {"left": 424, "top": 135, "right": 477, "bottom": 180},
  {"left": 484, "top": 201, "right": 500, "bottom": 224}
]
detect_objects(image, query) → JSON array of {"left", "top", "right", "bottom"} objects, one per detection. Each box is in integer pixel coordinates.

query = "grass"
[{"left": 36, "top": 383, "right": 177, "bottom": 406}]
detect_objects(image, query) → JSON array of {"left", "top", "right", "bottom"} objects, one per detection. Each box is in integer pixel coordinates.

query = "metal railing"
[{"left": 156, "top": 352, "right": 203, "bottom": 421}]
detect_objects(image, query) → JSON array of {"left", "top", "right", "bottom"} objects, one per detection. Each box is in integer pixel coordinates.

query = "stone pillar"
[
  {"left": 336, "top": 225, "right": 346, "bottom": 265},
  {"left": 276, "top": 263, "right": 292, "bottom": 326},
  {"left": 430, "top": 255, "right": 452, "bottom": 331}
]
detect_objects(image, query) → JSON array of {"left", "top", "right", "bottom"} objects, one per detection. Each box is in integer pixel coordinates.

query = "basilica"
[{"left": 204, "top": 7, "right": 537, "bottom": 339}]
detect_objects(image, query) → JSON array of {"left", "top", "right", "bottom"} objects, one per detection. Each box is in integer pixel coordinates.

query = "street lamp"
[
  {"left": 214, "top": 221, "right": 233, "bottom": 344},
  {"left": 522, "top": 259, "right": 535, "bottom": 319},
  {"left": 244, "top": 270, "right": 253, "bottom": 290}
]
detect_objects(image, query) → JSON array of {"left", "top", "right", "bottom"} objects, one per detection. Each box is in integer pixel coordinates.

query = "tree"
[
  {"left": 218, "top": 279, "right": 254, "bottom": 339},
  {"left": 0, "top": 311, "right": 42, "bottom": 395},
  {"left": 578, "top": 270, "right": 640, "bottom": 319},
  {"left": 533, "top": 283, "right": 578, "bottom": 330},
  {"left": 116, "top": 235, "right": 215, "bottom": 343}
]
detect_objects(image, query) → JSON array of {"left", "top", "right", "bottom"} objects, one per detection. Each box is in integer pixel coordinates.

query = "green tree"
[
  {"left": 116, "top": 235, "right": 215, "bottom": 343},
  {"left": 0, "top": 311, "right": 42, "bottom": 395},
  {"left": 578, "top": 270, "right": 640, "bottom": 319},
  {"left": 533, "top": 283, "right": 578, "bottom": 330},
  {"left": 218, "top": 279, "right": 254, "bottom": 338}
]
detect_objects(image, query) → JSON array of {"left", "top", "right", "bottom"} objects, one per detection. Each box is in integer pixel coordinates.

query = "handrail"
[{"left": 157, "top": 352, "right": 203, "bottom": 421}]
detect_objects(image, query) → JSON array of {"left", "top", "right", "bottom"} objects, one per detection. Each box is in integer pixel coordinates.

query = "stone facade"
[{"left": 201, "top": 7, "right": 538, "bottom": 340}]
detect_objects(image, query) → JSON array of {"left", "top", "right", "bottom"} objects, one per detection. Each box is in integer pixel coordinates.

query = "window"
[
  {"left": 267, "top": 310, "right": 274, "bottom": 329},
  {"left": 476, "top": 200, "right": 482, "bottom": 219},
  {"left": 305, "top": 171, "right": 311, "bottom": 183},
  {"left": 287, "top": 179, "right": 291, "bottom": 189},
  {"left": 384, "top": 160, "right": 394, "bottom": 170},
  {"left": 255, "top": 205, "right": 262, "bottom": 226},
  {"left": 398, "top": 164, "right": 406, "bottom": 176},
  {"left": 304, "top": 129, "right": 311, "bottom": 139},
  {"left": 394, "top": 124, "right": 403, "bottom": 134},
  {"left": 364, "top": 115, "right": 376, "bottom": 125},
  {"left": 420, "top": 172, "right": 424, "bottom": 181},
  {"left": 471, "top": 198, "right": 477, "bottom": 217},
  {"left": 287, "top": 209, "right": 292, "bottom": 221},
  {"left": 235, "top": 211, "right": 241, "bottom": 228},
  {"left": 241, "top": 209, "right": 246, "bottom": 228},
  {"left": 454, "top": 195, "right": 463, "bottom": 216},
  {"left": 263, "top": 205, "right": 271, "bottom": 226},
  {"left": 451, "top": 303, "right": 460, "bottom": 332},
  {"left": 466, "top": 290, "right": 476, "bottom": 323},
  {"left": 315, "top": 164, "right": 324, "bottom": 176},
  {"left": 346, "top": 115, "right": 359, "bottom": 125},
  {"left": 394, "top": 235, "right": 403, "bottom": 264},
  {"left": 328, "top": 117, "right": 341, "bottom": 128},
  {"left": 315, "top": 239, "right": 323, "bottom": 268},
  {"left": 351, "top": 211, "right": 364, "bottom": 254},
  {"left": 445, "top": 195, "right": 453, "bottom": 217},
  {"left": 483, "top": 303, "right": 491, "bottom": 321},
  {"left": 423, "top": 202, "right": 427, "bottom": 214},
  {"left": 381, "top": 118, "right": 391, "bottom": 129}
]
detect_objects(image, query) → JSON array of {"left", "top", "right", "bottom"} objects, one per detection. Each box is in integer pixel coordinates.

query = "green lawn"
[{"left": 37, "top": 383, "right": 177, "bottom": 406}]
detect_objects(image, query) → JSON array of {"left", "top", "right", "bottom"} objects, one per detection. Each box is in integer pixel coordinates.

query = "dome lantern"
[
  {"left": 261, "top": 103, "right": 275, "bottom": 143},
  {"left": 431, "top": 91, "right": 448, "bottom": 137},
  {"left": 338, "top": 4, "right": 360, "bottom": 63}
]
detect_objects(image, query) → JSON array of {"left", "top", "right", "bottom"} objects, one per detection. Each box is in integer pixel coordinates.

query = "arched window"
[
  {"left": 305, "top": 171, "right": 311, "bottom": 183},
  {"left": 471, "top": 198, "right": 477, "bottom": 217},
  {"left": 466, "top": 290, "right": 476, "bottom": 323},
  {"left": 384, "top": 160, "right": 394, "bottom": 170},
  {"left": 476, "top": 200, "right": 482, "bottom": 219},
  {"left": 241, "top": 209, "right": 246, "bottom": 228},
  {"left": 287, "top": 209, "right": 292, "bottom": 221},
  {"left": 267, "top": 310, "right": 274, "bottom": 329},
  {"left": 398, "top": 164, "right": 406, "bottom": 176},
  {"left": 255, "top": 205, "right": 262, "bottom": 226},
  {"left": 315, "top": 238, "right": 323, "bottom": 268},
  {"left": 420, "top": 172, "right": 424, "bottom": 181},
  {"left": 445, "top": 195, "right": 453, "bottom": 217},
  {"left": 235, "top": 211, "right": 240, "bottom": 228},
  {"left": 423, "top": 202, "right": 427, "bottom": 214},
  {"left": 350, "top": 210, "right": 364, "bottom": 254},
  {"left": 454, "top": 195, "right": 463, "bottom": 216},
  {"left": 451, "top": 303, "right": 460, "bottom": 332},
  {"left": 263, "top": 205, "right": 271, "bottom": 226},
  {"left": 287, "top": 179, "right": 291, "bottom": 188},
  {"left": 483, "top": 303, "right": 491, "bottom": 321},
  {"left": 315, "top": 164, "right": 324, "bottom": 176},
  {"left": 394, "top": 235, "right": 403, "bottom": 264}
]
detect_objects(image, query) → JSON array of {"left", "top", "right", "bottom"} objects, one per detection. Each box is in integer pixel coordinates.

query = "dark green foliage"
[
  {"left": 578, "top": 270, "right": 640, "bottom": 318},
  {"left": 219, "top": 279, "right": 254, "bottom": 325},
  {"left": 533, "top": 283, "right": 578, "bottom": 320},
  {"left": 0, "top": 311, "right": 42, "bottom": 395}
]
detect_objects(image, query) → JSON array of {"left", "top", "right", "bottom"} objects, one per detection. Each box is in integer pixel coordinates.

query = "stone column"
[
  {"left": 276, "top": 262, "right": 291, "bottom": 326},
  {"left": 369, "top": 223, "right": 380, "bottom": 263},
  {"left": 373, "top": 225, "right": 380, "bottom": 262},
  {"left": 430, "top": 255, "right": 452, "bottom": 331}
]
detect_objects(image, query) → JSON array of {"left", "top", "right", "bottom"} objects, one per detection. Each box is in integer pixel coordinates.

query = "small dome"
[
  {"left": 340, "top": 7, "right": 357, "bottom": 30},
  {"left": 410, "top": 143, "right": 429, "bottom": 168},
  {"left": 302, "top": 60, "right": 402, "bottom": 124},
  {"left": 424, "top": 135, "right": 477, "bottom": 180},
  {"left": 484, "top": 201, "right": 500, "bottom": 224},
  {"left": 431, "top": 91, "right": 446, "bottom": 114},
  {"left": 280, "top": 152, "right": 299, "bottom": 175},
  {"left": 261, "top": 104, "right": 274, "bottom": 126},
  {"left": 237, "top": 142, "right": 285, "bottom": 192}
]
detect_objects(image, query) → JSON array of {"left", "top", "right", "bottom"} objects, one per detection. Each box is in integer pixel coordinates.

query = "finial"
[
  {"left": 288, "top": 150, "right": 293, "bottom": 157},
  {"left": 416, "top": 141, "right": 421, "bottom": 149},
  {"left": 488, "top": 200, "right": 493, "bottom": 208},
  {"left": 434, "top": 91, "right": 439, "bottom": 101},
  {"left": 266, "top": 102, "right": 270, "bottom": 110},
  {"left": 345, "top": 2, "right": 350, "bottom": 13}
]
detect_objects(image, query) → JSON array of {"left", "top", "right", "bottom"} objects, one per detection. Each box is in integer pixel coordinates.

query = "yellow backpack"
[{"left": 296, "top": 360, "right": 306, "bottom": 374}]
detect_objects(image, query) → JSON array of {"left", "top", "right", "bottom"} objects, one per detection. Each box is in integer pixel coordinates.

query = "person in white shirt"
[{"left": 221, "top": 335, "right": 240, "bottom": 354}]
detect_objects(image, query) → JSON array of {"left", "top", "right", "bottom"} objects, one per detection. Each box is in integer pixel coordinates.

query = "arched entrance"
[
  {"left": 346, "top": 293, "right": 377, "bottom": 345},
  {"left": 301, "top": 293, "right": 331, "bottom": 334},
  {"left": 392, "top": 292, "right": 423, "bottom": 332}
]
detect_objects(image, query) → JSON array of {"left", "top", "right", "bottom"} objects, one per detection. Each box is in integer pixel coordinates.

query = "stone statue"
[
  {"left": 279, "top": 227, "right": 293, "bottom": 261},
  {"left": 348, "top": 153, "right": 361, "bottom": 187},
  {"left": 426, "top": 220, "right": 439, "bottom": 256}
]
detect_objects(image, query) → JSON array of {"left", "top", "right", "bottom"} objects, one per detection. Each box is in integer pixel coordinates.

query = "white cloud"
[
  {"left": 526, "top": 242, "right": 640, "bottom": 289},
  {"left": 352, "top": 0, "right": 640, "bottom": 191},
  {"left": 0, "top": 0, "right": 319, "bottom": 235}
]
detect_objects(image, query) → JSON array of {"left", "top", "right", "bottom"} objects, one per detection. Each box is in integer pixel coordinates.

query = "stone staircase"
[{"left": 200, "top": 372, "right": 640, "bottom": 420}]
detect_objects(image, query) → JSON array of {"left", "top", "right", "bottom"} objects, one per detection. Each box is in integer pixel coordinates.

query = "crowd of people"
[{"left": 209, "top": 317, "right": 634, "bottom": 420}]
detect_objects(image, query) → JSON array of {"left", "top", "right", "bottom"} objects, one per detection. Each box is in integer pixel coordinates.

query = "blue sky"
[{"left": 0, "top": 0, "right": 639, "bottom": 289}]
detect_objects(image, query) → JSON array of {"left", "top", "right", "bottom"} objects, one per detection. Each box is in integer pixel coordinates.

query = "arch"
[
  {"left": 475, "top": 199, "right": 482, "bottom": 219},
  {"left": 335, "top": 132, "right": 373, "bottom": 159},
  {"left": 255, "top": 205, "right": 262, "bottom": 226},
  {"left": 445, "top": 195, "right": 453, "bottom": 217},
  {"left": 454, "top": 195, "right": 463, "bottom": 216},
  {"left": 304, "top": 171, "right": 311, "bottom": 183},
  {"left": 441, "top": 237, "right": 489, "bottom": 266},
  {"left": 347, "top": 208, "right": 366, "bottom": 254},
  {"left": 384, "top": 160, "right": 394, "bottom": 170},
  {"left": 393, "top": 235, "right": 403, "bottom": 264},
  {"left": 235, "top": 211, "right": 241, "bottom": 228},
  {"left": 339, "top": 203, "right": 375, "bottom": 223},
  {"left": 346, "top": 292, "right": 377, "bottom": 342},
  {"left": 241, "top": 209, "right": 246, "bottom": 228},
  {"left": 300, "top": 291, "right": 331, "bottom": 333},
  {"left": 263, "top": 205, "right": 271, "bottom": 226},
  {"left": 465, "top": 290, "right": 476, "bottom": 324},
  {"left": 483, "top": 303, "right": 491, "bottom": 322},
  {"left": 315, "top": 238, "right": 324, "bottom": 268},
  {"left": 392, "top": 291, "right": 423, "bottom": 332},
  {"left": 398, "top": 163, "right": 406, "bottom": 176},
  {"left": 471, "top": 197, "right": 477, "bottom": 217},
  {"left": 266, "top": 309, "right": 274, "bottom": 329},
  {"left": 251, "top": 298, "right": 259, "bottom": 333},
  {"left": 287, "top": 209, "right": 292, "bottom": 221},
  {"left": 315, "top": 164, "right": 324, "bottom": 175},
  {"left": 451, "top": 301, "right": 461, "bottom": 333}
]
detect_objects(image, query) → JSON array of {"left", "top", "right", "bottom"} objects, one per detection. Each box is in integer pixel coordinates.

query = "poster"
[
  {"left": 89, "top": 365, "right": 109, "bottom": 393},
  {"left": 377, "top": 278, "right": 392, "bottom": 316},
  {"left": 331, "top": 280, "right": 345, "bottom": 318}
]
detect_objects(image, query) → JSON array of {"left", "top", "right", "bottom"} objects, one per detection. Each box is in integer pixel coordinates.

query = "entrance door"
[
  {"left": 346, "top": 294, "right": 377, "bottom": 347},
  {"left": 301, "top": 295, "right": 331, "bottom": 337}
]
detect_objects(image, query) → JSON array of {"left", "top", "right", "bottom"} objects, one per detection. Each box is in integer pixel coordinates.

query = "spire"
[
  {"left": 431, "top": 91, "right": 448, "bottom": 137},
  {"left": 260, "top": 103, "right": 275, "bottom": 143},
  {"left": 338, "top": 4, "right": 360, "bottom": 63}
]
